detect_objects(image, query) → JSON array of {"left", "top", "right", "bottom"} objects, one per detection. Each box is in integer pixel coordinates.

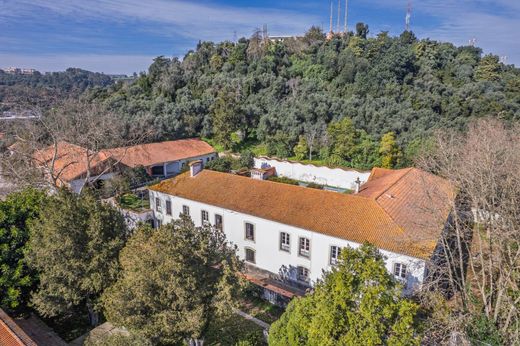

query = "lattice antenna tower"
[
  {"left": 405, "top": 0, "right": 412, "bottom": 31},
  {"left": 344, "top": 0, "right": 348, "bottom": 34},
  {"left": 337, "top": 0, "right": 341, "bottom": 32}
]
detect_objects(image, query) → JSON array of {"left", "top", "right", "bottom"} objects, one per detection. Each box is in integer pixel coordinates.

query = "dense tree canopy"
[
  {"left": 0, "top": 68, "right": 113, "bottom": 111},
  {"left": 269, "top": 244, "right": 420, "bottom": 346},
  {"left": 86, "top": 26, "right": 519, "bottom": 169},
  {"left": 102, "top": 216, "right": 242, "bottom": 345},
  {"left": 27, "top": 190, "right": 127, "bottom": 324},
  {"left": 0, "top": 188, "right": 47, "bottom": 311}
]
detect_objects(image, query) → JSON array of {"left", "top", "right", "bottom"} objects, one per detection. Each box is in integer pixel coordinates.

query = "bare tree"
[
  {"left": 304, "top": 120, "right": 327, "bottom": 161},
  {"left": 2, "top": 100, "right": 150, "bottom": 193},
  {"left": 417, "top": 118, "right": 520, "bottom": 344}
]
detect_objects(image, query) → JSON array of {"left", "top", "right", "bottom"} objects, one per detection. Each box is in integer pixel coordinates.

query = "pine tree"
[{"left": 28, "top": 190, "right": 127, "bottom": 325}]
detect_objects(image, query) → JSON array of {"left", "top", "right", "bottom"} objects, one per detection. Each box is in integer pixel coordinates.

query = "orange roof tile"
[
  {"left": 33, "top": 141, "right": 112, "bottom": 183},
  {"left": 105, "top": 139, "right": 215, "bottom": 168},
  {"left": 150, "top": 168, "right": 453, "bottom": 259},
  {"left": 34, "top": 139, "right": 215, "bottom": 183},
  {"left": 0, "top": 309, "right": 37, "bottom": 346}
]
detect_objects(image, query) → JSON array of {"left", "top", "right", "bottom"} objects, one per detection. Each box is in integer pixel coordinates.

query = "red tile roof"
[
  {"left": 150, "top": 167, "right": 454, "bottom": 259},
  {"left": 34, "top": 139, "right": 215, "bottom": 183},
  {"left": 105, "top": 138, "right": 215, "bottom": 168},
  {"left": 0, "top": 309, "right": 37, "bottom": 346}
]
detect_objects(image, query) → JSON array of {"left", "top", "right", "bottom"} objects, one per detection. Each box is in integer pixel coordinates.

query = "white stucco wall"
[
  {"left": 149, "top": 190, "right": 427, "bottom": 294},
  {"left": 69, "top": 173, "right": 116, "bottom": 194},
  {"left": 254, "top": 157, "right": 371, "bottom": 190},
  {"left": 160, "top": 153, "right": 218, "bottom": 177}
]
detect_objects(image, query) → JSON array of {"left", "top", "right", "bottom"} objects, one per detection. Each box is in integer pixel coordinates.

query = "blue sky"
[{"left": 1, "top": 0, "right": 518, "bottom": 74}]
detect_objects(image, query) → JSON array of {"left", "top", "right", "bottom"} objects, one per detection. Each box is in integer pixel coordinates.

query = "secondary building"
[
  {"left": 33, "top": 139, "right": 217, "bottom": 193},
  {"left": 149, "top": 163, "right": 454, "bottom": 304}
]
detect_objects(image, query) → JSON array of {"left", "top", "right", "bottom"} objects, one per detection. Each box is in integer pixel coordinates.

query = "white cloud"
[
  {"left": 4, "top": 0, "right": 320, "bottom": 40},
  {"left": 0, "top": 53, "right": 155, "bottom": 74}
]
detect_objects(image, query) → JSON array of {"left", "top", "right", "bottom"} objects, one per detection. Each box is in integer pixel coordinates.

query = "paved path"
[{"left": 233, "top": 308, "right": 270, "bottom": 330}]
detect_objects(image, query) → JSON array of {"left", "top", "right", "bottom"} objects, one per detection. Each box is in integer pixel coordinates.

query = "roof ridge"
[
  {"left": 197, "top": 170, "right": 376, "bottom": 200},
  {"left": 373, "top": 167, "right": 414, "bottom": 200}
]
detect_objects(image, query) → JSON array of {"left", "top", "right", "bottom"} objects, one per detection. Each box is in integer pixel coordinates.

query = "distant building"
[
  {"left": 33, "top": 138, "right": 217, "bottom": 193},
  {"left": 149, "top": 165, "right": 455, "bottom": 305},
  {"left": 1, "top": 67, "right": 37, "bottom": 75}
]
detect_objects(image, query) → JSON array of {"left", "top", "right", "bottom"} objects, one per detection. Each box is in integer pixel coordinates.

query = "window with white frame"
[
  {"left": 299, "top": 237, "right": 310, "bottom": 258},
  {"left": 330, "top": 246, "right": 341, "bottom": 265},
  {"left": 155, "top": 197, "right": 162, "bottom": 212},
  {"left": 182, "top": 205, "right": 190, "bottom": 216},
  {"left": 393, "top": 263, "right": 407, "bottom": 279},
  {"left": 245, "top": 222, "right": 255, "bottom": 241},
  {"left": 280, "top": 232, "right": 290, "bottom": 252},
  {"left": 245, "top": 248, "right": 256, "bottom": 263},
  {"left": 215, "top": 214, "right": 223, "bottom": 230},
  {"left": 297, "top": 266, "right": 310, "bottom": 282},
  {"left": 201, "top": 210, "right": 209, "bottom": 224},
  {"left": 165, "top": 200, "right": 172, "bottom": 216}
]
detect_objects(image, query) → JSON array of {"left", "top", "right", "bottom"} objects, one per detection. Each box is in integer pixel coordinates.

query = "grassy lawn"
[
  {"left": 205, "top": 313, "right": 267, "bottom": 346},
  {"left": 117, "top": 193, "right": 150, "bottom": 211}
]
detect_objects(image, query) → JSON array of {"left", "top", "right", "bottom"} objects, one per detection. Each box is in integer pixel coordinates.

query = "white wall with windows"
[{"left": 149, "top": 190, "right": 427, "bottom": 294}]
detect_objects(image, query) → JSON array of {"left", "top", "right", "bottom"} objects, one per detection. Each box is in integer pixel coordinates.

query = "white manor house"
[{"left": 149, "top": 161, "right": 454, "bottom": 304}]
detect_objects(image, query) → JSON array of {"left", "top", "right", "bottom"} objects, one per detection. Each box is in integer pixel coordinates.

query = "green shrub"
[{"left": 267, "top": 176, "right": 299, "bottom": 185}]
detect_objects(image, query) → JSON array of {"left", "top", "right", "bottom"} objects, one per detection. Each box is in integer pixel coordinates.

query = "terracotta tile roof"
[
  {"left": 34, "top": 141, "right": 112, "bottom": 183},
  {"left": 150, "top": 167, "right": 453, "bottom": 259},
  {"left": 105, "top": 139, "right": 215, "bottom": 168},
  {"left": 34, "top": 139, "right": 215, "bottom": 183},
  {"left": 0, "top": 309, "right": 37, "bottom": 346},
  {"left": 359, "top": 167, "right": 455, "bottom": 256}
]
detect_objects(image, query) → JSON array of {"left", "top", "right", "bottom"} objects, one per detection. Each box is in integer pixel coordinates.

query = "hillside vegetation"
[
  {"left": 0, "top": 68, "right": 113, "bottom": 111},
  {"left": 54, "top": 27, "right": 520, "bottom": 168}
]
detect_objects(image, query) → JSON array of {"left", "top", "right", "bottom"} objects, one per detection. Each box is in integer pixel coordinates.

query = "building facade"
[{"left": 149, "top": 164, "right": 454, "bottom": 301}]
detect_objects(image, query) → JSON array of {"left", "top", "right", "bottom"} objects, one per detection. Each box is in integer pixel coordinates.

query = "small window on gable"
[
  {"left": 182, "top": 205, "right": 190, "bottom": 216},
  {"left": 245, "top": 222, "right": 255, "bottom": 241},
  {"left": 166, "top": 200, "right": 172, "bottom": 216},
  {"left": 280, "top": 232, "right": 290, "bottom": 252},
  {"left": 393, "top": 263, "right": 407, "bottom": 279},
  {"left": 201, "top": 210, "right": 209, "bottom": 224},
  {"left": 330, "top": 246, "right": 341, "bottom": 265},
  {"left": 155, "top": 197, "right": 162, "bottom": 212},
  {"left": 245, "top": 248, "right": 255, "bottom": 263},
  {"left": 297, "top": 266, "right": 309, "bottom": 283},
  {"left": 299, "top": 237, "right": 310, "bottom": 258}
]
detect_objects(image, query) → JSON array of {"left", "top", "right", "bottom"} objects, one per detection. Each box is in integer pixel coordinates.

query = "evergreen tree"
[
  {"left": 269, "top": 244, "right": 420, "bottom": 346},
  {"left": 27, "top": 190, "right": 127, "bottom": 325},
  {"left": 293, "top": 136, "right": 308, "bottom": 160},
  {"left": 211, "top": 87, "right": 242, "bottom": 150},
  {"left": 379, "top": 132, "right": 402, "bottom": 168},
  {"left": 0, "top": 188, "right": 47, "bottom": 311},
  {"left": 102, "top": 216, "right": 242, "bottom": 345}
]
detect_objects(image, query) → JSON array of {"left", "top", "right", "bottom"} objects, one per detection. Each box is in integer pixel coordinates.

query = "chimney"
[
  {"left": 354, "top": 177, "right": 362, "bottom": 193},
  {"left": 189, "top": 160, "right": 203, "bottom": 177}
]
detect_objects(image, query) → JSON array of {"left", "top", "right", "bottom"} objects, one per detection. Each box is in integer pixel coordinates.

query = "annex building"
[
  {"left": 33, "top": 138, "right": 217, "bottom": 193},
  {"left": 149, "top": 162, "right": 454, "bottom": 304}
]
